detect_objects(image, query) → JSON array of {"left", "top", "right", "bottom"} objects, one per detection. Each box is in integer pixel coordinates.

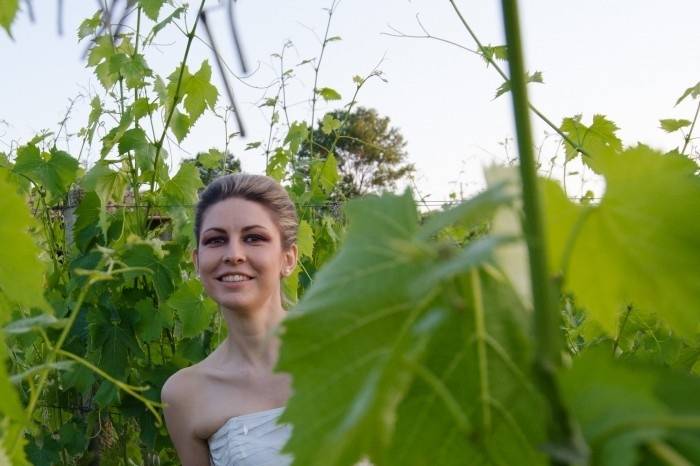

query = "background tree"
[
  {"left": 300, "top": 106, "right": 414, "bottom": 198},
  {"left": 184, "top": 149, "right": 241, "bottom": 186}
]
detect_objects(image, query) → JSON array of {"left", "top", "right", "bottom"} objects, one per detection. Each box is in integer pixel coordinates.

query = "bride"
[{"left": 162, "top": 173, "right": 299, "bottom": 466}]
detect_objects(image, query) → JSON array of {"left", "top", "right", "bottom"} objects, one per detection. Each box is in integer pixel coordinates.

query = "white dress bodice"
[{"left": 208, "top": 407, "right": 292, "bottom": 466}]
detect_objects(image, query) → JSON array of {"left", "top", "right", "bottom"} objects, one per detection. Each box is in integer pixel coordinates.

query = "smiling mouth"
[{"left": 217, "top": 273, "right": 253, "bottom": 283}]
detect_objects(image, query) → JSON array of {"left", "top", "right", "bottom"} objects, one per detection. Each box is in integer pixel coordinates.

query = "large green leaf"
[
  {"left": 135, "top": 299, "right": 172, "bottom": 343},
  {"left": 560, "top": 347, "right": 700, "bottom": 466},
  {"left": 278, "top": 190, "right": 545, "bottom": 466},
  {"left": 159, "top": 162, "right": 203, "bottom": 205},
  {"left": 88, "top": 305, "right": 142, "bottom": 379},
  {"left": 81, "top": 161, "right": 128, "bottom": 235},
  {"left": 120, "top": 240, "right": 180, "bottom": 303},
  {"left": 543, "top": 145, "right": 700, "bottom": 337},
  {"left": 384, "top": 271, "right": 547, "bottom": 466},
  {"left": 12, "top": 145, "right": 79, "bottom": 200},
  {"left": 183, "top": 61, "right": 218, "bottom": 124},
  {"left": 0, "top": 175, "right": 47, "bottom": 311},
  {"left": 166, "top": 280, "right": 216, "bottom": 338},
  {"left": 0, "top": 332, "right": 24, "bottom": 423}
]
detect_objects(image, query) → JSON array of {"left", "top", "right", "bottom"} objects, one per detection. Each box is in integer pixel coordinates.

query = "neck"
[{"left": 220, "top": 298, "right": 286, "bottom": 369}]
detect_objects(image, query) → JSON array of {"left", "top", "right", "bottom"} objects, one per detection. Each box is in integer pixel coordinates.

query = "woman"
[{"left": 162, "top": 173, "right": 299, "bottom": 466}]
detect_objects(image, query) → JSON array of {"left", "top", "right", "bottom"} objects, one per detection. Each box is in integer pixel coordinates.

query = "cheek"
[{"left": 197, "top": 249, "right": 219, "bottom": 269}]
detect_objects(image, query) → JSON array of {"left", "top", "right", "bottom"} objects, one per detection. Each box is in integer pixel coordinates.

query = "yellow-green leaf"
[
  {"left": 297, "top": 220, "right": 314, "bottom": 259},
  {"left": 543, "top": 145, "right": 700, "bottom": 337},
  {"left": 0, "top": 0, "right": 19, "bottom": 37},
  {"left": 0, "top": 175, "right": 48, "bottom": 311}
]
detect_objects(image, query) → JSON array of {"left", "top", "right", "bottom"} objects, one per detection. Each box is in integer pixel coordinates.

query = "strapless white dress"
[
  {"left": 208, "top": 407, "right": 374, "bottom": 466},
  {"left": 208, "top": 407, "right": 292, "bottom": 466}
]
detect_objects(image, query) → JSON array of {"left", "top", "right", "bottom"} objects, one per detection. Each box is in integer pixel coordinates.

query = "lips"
[{"left": 216, "top": 272, "right": 254, "bottom": 283}]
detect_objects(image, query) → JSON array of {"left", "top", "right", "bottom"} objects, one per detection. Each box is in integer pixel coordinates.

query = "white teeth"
[{"left": 220, "top": 274, "right": 250, "bottom": 282}]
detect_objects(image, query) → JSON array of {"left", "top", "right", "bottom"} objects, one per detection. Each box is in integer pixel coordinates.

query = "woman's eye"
[
  {"left": 204, "top": 237, "right": 225, "bottom": 246},
  {"left": 245, "top": 234, "right": 266, "bottom": 243}
]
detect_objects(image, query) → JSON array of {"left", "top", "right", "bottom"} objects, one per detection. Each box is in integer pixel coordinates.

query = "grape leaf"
[
  {"left": 170, "top": 107, "right": 191, "bottom": 142},
  {"left": 0, "top": 0, "right": 19, "bottom": 37},
  {"left": 145, "top": 6, "right": 185, "bottom": 45},
  {"left": 0, "top": 333, "right": 24, "bottom": 422},
  {"left": 543, "top": 145, "right": 700, "bottom": 337},
  {"left": 495, "top": 71, "right": 543, "bottom": 99},
  {"left": 285, "top": 121, "right": 309, "bottom": 155},
  {"left": 385, "top": 272, "right": 547, "bottom": 466},
  {"left": 267, "top": 148, "right": 289, "bottom": 182},
  {"left": 278, "top": 190, "right": 545, "bottom": 466},
  {"left": 166, "top": 280, "right": 216, "bottom": 338},
  {"left": 139, "top": 0, "right": 165, "bottom": 21},
  {"left": 560, "top": 114, "right": 622, "bottom": 171},
  {"left": 560, "top": 347, "right": 700, "bottom": 466},
  {"left": 321, "top": 114, "right": 341, "bottom": 135},
  {"left": 120, "top": 53, "right": 152, "bottom": 89},
  {"left": 319, "top": 153, "right": 338, "bottom": 193},
  {"left": 3, "top": 315, "right": 66, "bottom": 335},
  {"left": 675, "top": 81, "right": 700, "bottom": 106},
  {"left": 297, "top": 220, "right": 314, "bottom": 259},
  {"left": 480, "top": 44, "right": 508, "bottom": 64},
  {"left": 101, "top": 109, "right": 134, "bottom": 157},
  {"left": 317, "top": 87, "right": 342, "bottom": 101},
  {"left": 118, "top": 127, "right": 157, "bottom": 174},
  {"left": 135, "top": 299, "right": 172, "bottom": 343},
  {"left": 77, "top": 10, "right": 102, "bottom": 40},
  {"left": 120, "top": 241, "right": 179, "bottom": 303},
  {"left": 88, "top": 306, "right": 142, "bottom": 378},
  {"left": 159, "top": 162, "right": 203, "bottom": 205},
  {"left": 12, "top": 145, "right": 80, "bottom": 200},
  {"left": 183, "top": 61, "right": 218, "bottom": 124},
  {"left": 197, "top": 149, "right": 224, "bottom": 170},
  {"left": 0, "top": 175, "right": 48, "bottom": 311},
  {"left": 659, "top": 118, "right": 691, "bottom": 133},
  {"left": 81, "top": 161, "right": 128, "bottom": 235}
]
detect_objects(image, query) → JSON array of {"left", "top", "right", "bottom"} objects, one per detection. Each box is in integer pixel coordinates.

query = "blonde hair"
[{"left": 194, "top": 174, "right": 298, "bottom": 249}]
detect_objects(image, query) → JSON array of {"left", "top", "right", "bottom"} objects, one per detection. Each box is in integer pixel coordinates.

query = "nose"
[{"left": 223, "top": 238, "right": 246, "bottom": 264}]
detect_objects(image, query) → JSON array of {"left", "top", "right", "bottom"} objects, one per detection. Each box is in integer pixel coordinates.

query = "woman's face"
[{"left": 194, "top": 197, "right": 297, "bottom": 314}]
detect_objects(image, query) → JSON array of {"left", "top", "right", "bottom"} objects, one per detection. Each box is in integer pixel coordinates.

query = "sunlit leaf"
[
  {"left": 659, "top": 118, "right": 691, "bottom": 133},
  {"left": 0, "top": 0, "right": 18, "bottom": 37},
  {"left": 560, "top": 114, "right": 623, "bottom": 171},
  {"left": 0, "top": 176, "right": 48, "bottom": 311},
  {"left": 297, "top": 220, "right": 314, "bottom": 259},
  {"left": 543, "top": 145, "right": 700, "bottom": 337},
  {"left": 317, "top": 87, "right": 342, "bottom": 101}
]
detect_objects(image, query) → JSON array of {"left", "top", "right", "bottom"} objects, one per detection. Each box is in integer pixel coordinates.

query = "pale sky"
[{"left": 2, "top": 1, "right": 700, "bottom": 203}]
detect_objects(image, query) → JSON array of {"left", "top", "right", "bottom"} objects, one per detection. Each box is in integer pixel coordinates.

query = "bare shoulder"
[
  {"left": 161, "top": 365, "right": 212, "bottom": 466},
  {"left": 161, "top": 365, "right": 203, "bottom": 407}
]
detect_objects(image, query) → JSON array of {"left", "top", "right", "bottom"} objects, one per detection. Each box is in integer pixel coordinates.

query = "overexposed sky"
[{"left": 2, "top": 1, "right": 699, "bottom": 202}]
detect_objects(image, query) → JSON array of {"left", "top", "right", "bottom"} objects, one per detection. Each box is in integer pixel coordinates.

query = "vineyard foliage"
[{"left": 1, "top": 2, "right": 700, "bottom": 466}]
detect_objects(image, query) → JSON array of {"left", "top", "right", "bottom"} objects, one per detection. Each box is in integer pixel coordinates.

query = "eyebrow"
[{"left": 201, "top": 225, "right": 269, "bottom": 235}]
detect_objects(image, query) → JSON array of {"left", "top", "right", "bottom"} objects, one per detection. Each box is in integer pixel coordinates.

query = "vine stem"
[
  {"left": 681, "top": 97, "right": 700, "bottom": 155},
  {"left": 446, "top": 0, "right": 588, "bottom": 158},
  {"left": 308, "top": 0, "right": 339, "bottom": 161},
  {"left": 499, "top": 0, "right": 579, "bottom": 463},
  {"left": 147, "top": 0, "right": 207, "bottom": 203},
  {"left": 9, "top": 283, "right": 92, "bottom": 456}
]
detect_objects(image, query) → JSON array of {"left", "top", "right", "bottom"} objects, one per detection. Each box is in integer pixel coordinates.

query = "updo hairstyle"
[{"left": 194, "top": 174, "right": 298, "bottom": 250}]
